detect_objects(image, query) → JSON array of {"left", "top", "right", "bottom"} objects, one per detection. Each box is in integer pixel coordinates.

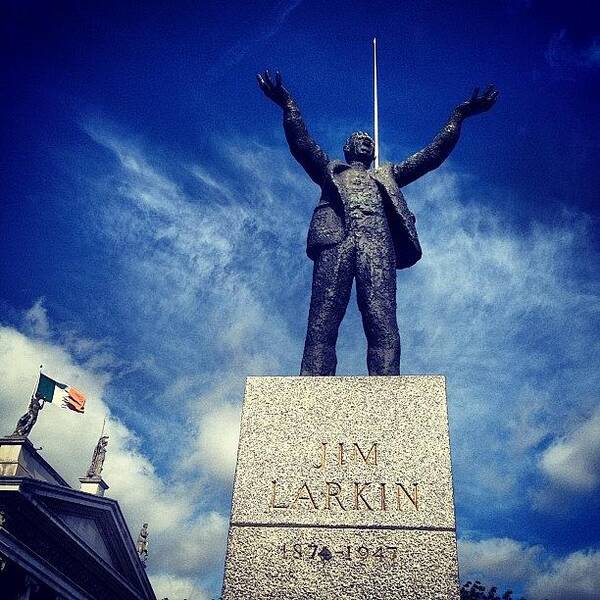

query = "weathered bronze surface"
[{"left": 258, "top": 71, "right": 497, "bottom": 375}]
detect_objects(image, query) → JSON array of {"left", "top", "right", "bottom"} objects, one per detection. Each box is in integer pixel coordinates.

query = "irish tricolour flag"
[{"left": 35, "top": 373, "right": 87, "bottom": 414}]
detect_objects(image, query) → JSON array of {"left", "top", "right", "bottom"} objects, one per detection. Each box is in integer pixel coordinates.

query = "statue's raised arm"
[
  {"left": 393, "top": 85, "right": 499, "bottom": 187},
  {"left": 257, "top": 70, "right": 329, "bottom": 186}
]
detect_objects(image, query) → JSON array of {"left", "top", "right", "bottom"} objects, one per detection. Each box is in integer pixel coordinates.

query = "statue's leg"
[
  {"left": 301, "top": 238, "right": 354, "bottom": 375},
  {"left": 355, "top": 231, "right": 400, "bottom": 375},
  {"left": 13, "top": 414, "right": 28, "bottom": 436}
]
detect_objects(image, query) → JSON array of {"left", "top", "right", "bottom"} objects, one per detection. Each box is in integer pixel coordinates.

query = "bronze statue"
[
  {"left": 257, "top": 71, "right": 498, "bottom": 375},
  {"left": 11, "top": 396, "right": 44, "bottom": 437},
  {"left": 86, "top": 435, "right": 109, "bottom": 478}
]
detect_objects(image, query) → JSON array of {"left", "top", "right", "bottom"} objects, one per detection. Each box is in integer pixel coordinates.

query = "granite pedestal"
[{"left": 222, "top": 376, "right": 460, "bottom": 599}]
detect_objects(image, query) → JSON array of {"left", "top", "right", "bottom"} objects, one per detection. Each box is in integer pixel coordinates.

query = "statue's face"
[{"left": 343, "top": 132, "right": 375, "bottom": 164}]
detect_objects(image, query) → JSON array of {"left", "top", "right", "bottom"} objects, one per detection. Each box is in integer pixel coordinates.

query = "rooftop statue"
[
  {"left": 10, "top": 395, "right": 44, "bottom": 437},
  {"left": 257, "top": 71, "right": 498, "bottom": 375},
  {"left": 137, "top": 523, "right": 149, "bottom": 566},
  {"left": 86, "top": 435, "right": 109, "bottom": 479}
]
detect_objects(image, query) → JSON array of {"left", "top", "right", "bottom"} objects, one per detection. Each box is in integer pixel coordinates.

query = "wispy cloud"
[
  {"left": 82, "top": 125, "right": 313, "bottom": 514},
  {"left": 17, "top": 123, "right": 597, "bottom": 596},
  {"left": 545, "top": 30, "right": 600, "bottom": 79},
  {"left": 209, "top": 0, "right": 303, "bottom": 75},
  {"left": 23, "top": 298, "right": 51, "bottom": 338},
  {"left": 86, "top": 125, "right": 600, "bottom": 511},
  {"left": 151, "top": 574, "right": 210, "bottom": 600},
  {"left": 84, "top": 125, "right": 308, "bottom": 379},
  {"left": 379, "top": 167, "right": 600, "bottom": 523}
]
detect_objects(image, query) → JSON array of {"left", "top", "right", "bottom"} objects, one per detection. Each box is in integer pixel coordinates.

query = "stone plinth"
[
  {"left": 222, "top": 376, "right": 459, "bottom": 599},
  {"left": 0, "top": 436, "right": 69, "bottom": 487},
  {"left": 79, "top": 476, "right": 109, "bottom": 497}
]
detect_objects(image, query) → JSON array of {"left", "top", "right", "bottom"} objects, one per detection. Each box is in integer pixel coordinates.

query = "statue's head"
[{"left": 343, "top": 131, "right": 375, "bottom": 166}]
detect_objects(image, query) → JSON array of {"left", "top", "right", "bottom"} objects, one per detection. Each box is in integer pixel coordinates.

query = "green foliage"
[{"left": 460, "top": 580, "right": 526, "bottom": 600}]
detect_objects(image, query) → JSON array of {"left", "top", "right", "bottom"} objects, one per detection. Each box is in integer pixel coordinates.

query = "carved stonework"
[{"left": 222, "top": 376, "right": 460, "bottom": 598}]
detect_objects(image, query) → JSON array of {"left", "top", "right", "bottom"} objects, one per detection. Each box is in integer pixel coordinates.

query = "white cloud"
[
  {"left": 23, "top": 298, "right": 51, "bottom": 338},
  {"left": 150, "top": 574, "right": 210, "bottom": 600},
  {"left": 460, "top": 537, "right": 600, "bottom": 600},
  {"left": 528, "top": 549, "right": 600, "bottom": 600},
  {"left": 190, "top": 403, "right": 241, "bottom": 482},
  {"left": 85, "top": 125, "right": 306, "bottom": 344},
  {"left": 191, "top": 165, "right": 236, "bottom": 203},
  {"left": 83, "top": 128, "right": 306, "bottom": 497},
  {"left": 459, "top": 537, "right": 544, "bottom": 585},
  {"left": 0, "top": 317, "right": 228, "bottom": 593},
  {"left": 539, "top": 405, "right": 600, "bottom": 492}
]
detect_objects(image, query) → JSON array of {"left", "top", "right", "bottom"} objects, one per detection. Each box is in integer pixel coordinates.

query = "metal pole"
[
  {"left": 373, "top": 37, "right": 380, "bottom": 169},
  {"left": 29, "top": 365, "right": 42, "bottom": 401}
]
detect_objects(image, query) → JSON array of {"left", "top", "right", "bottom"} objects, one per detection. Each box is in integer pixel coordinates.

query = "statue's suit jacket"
[{"left": 306, "top": 160, "right": 422, "bottom": 270}]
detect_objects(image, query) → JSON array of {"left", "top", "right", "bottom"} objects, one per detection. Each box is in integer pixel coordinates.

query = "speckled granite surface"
[{"left": 222, "top": 376, "right": 459, "bottom": 599}]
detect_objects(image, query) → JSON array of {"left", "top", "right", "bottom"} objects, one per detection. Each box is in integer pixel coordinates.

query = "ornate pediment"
[{"left": 0, "top": 477, "right": 155, "bottom": 600}]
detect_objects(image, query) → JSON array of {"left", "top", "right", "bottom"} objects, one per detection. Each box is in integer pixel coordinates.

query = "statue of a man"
[
  {"left": 86, "top": 435, "right": 109, "bottom": 478},
  {"left": 11, "top": 396, "right": 44, "bottom": 437},
  {"left": 257, "top": 71, "right": 498, "bottom": 375}
]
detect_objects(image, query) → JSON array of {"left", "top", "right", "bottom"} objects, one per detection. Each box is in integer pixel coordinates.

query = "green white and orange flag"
[{"left": 35, "top": 373, "right": 87, "bottom": 414}]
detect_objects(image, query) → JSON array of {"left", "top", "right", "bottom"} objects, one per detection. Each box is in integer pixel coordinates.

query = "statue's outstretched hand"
[
  {"left": 257, "top": 70, "right": 291, "bottom": 107},
  {"left": 456, "top": 85, "right": 499, "bottom": 118}
]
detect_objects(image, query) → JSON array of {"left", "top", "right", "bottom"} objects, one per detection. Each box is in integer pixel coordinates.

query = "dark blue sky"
[
  {"left": 2, "top": 1, "right": 599, "bottom": 322},
  {"left": 1, "top": 1, "right": 599, "bottom": 598}
]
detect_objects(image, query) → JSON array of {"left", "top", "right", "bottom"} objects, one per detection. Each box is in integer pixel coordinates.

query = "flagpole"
[
  {"left": 373, "top": 37, "right": 380, "bottom": 170},
  {"left": 30, "top": 365, "right": 42, "bottom": 400}
]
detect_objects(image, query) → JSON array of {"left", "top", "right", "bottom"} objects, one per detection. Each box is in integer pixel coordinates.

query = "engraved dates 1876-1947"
[{"left": 280, "top": 543, "right": 398, "bottom": 562}]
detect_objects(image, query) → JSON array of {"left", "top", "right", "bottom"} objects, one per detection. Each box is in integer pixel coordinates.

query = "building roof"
[{"left": 0, "top": 476, "right": 156, "bottom": 599}]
